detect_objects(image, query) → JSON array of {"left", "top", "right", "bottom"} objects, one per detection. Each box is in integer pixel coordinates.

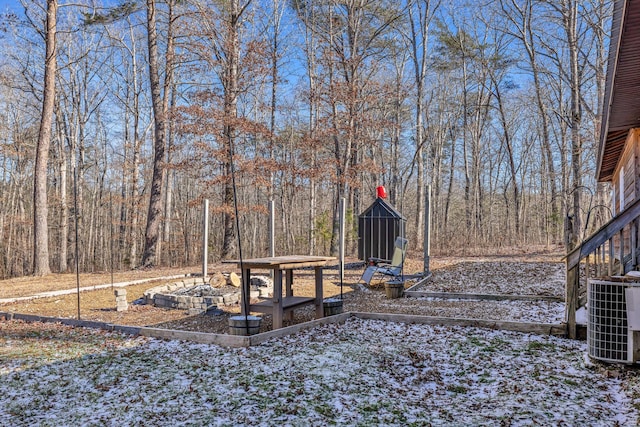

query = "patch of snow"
[
  {"left": 576, "top": 306, "right": 587, "bottom": 325},
  {"left": 414, "top": 261, "right": 565, "bottom": 297},
  {"left": 1, "top": 319, "right": 639, "bottom": 426}
]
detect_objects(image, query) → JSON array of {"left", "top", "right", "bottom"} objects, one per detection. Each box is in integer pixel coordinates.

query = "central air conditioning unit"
[{"left": 588, "top": 279, "right": 640, "bottom": 364}]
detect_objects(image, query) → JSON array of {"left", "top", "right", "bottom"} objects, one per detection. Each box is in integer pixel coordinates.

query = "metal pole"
[
  {"left": 269, "top": 200, "right": 275, "bottom": 281},
  {"left": 269, "top": 200, "right": 275, "bottom": 258},
  {"left": 73, "top": 165, "right": 80, "bottom": 320},
  {"left": 202, "top": 199, "right": 209, "bottom": 278},
  {"left": 109, "top": 190, "right": 114, "bottom": 289},
  {"left": 339, "top": 197, "right": 346, "bottom": 296},
  {"left": 424, "top": 185, "right": 431, "bottom": 274},
  {"left": 227, "top": 129, "right": 250, "bottom": 331}
]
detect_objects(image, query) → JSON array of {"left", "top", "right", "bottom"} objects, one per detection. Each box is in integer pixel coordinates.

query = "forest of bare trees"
[{"left": 0, "top": 0, "right": 613, "bottom": 278}]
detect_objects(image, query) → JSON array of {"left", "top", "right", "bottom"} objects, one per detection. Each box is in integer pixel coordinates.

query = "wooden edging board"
[
  {"left": 404, "top": 290, "right": 564, "bottom": 303},
  {"left": 350, "top": 312, "right": 567, "bottom": 337},
  {"left": 405, "top": 273, "right": 432, "bottom": 292},
  {"left": 248, "top": 312, "right": 351, "bottom": 346},
  {"left": 0, "top": 311, "right": 351, "bottom": 348},
  {"left": 0, "top": 311, "right": 250, "bottom": 348},
  {"left": 0, "top": 310, "right": 568, "bottom": 347}
]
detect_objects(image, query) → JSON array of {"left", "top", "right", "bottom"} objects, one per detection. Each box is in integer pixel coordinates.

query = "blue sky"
[{"left": 0, "top": 1, "right": 20, "bottom": 14}]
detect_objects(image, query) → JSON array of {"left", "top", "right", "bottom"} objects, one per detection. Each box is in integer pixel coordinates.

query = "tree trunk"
[
  {"left": 502, "top": 0, "right": 559, "bottom": 243},
  {"left": 58, "top": 128, "right": 68, "bottom": 272},
  {"left": 461, "top": 55, "right": 472, "bottom": 239},
  {"left": 142, "top": 0, "right": 174, "bottom": 267},
  {"left": 163, "top": 83, "right": 177, "bottom": 264},
  {"left": 33, "top": 0, "right": 57, "bottom": 276},
  {"left": 221, "top": 0, "right": 242, "bottom": 259},
  {"left": 566, "top": 0, "right": 582, "bottom": 249},
  {"left": 444, "top": 126, "right": 456, "bottom": 234},
  {"left": 408, "top": 0, "right": 436, "bottom": 251},
  {"left": 493, "top": 80, "right": 520, "bottom": 239},
  {"left": 54, "top": 100, "right": 69, "bottom": 272}
]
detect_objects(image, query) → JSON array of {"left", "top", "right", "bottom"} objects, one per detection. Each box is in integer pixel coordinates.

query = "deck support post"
[{"left": 566, "top": 262, "right": 579, "bottom": 339}]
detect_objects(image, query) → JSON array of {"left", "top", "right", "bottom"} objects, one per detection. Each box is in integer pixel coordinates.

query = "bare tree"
[
  {"left": 499, "top": 0, "right": 560, "bottom": 243},
  {"left": 293, "top": 0, "right": 403, "bottom": 255},
  {"left": 546, "top": 0, "right": 583, "bottom": 248},
  {"left": 141, "top": 0, "right": 176, "bottom": 267},
  {"left": 33, "top": 0, "right": 57, "bottom": 276},
  {"left": 297, "top": 1, "right": 321, "bottom": 254},
  {"left": 180, "top": 0, "right": 257, "bottom": 259},
  {"left": 0, "top": 0, "right": 617, "bottom": 279},
  {"left": 405, "top": 0, "right": 439, "bottom": 249}
]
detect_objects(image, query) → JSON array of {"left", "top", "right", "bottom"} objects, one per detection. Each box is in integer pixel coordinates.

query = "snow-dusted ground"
[
  {"left": 348, "top": 283, "right": 566, "bottom": 324},
  {"left": 412, "top": 261, "right": 566, "bottom": 297},
  {"left": 2, "top": 318, "right": 639, "bottom": 426},
  {"left": 408, "top": 298, "right": 567, "bottom": 323}
]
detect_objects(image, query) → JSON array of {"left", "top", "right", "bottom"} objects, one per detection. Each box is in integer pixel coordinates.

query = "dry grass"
[
  {"left": 1, "top": 274, "right": 349, "bottom": 329},
  {"left": 0, "top": 266, "right": 195, "bottom": 299},
  {"left": 0, "top": 260, "right": 358, "bottom": 330},
  {"left": 0, "top": 247, "right": 566, "bottom": 334}
]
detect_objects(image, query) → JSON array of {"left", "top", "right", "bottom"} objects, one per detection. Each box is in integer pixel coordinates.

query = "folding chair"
[{"left": 360, "top": 237, "right": 408, "bottom": 285}]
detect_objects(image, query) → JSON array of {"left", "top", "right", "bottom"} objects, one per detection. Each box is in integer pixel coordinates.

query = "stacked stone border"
[
  {"left": 0, "top": 310, "right": 567, "bottom": 348},
  {"left": 144, "top": 277, "right": 243, "bottom": 312}
]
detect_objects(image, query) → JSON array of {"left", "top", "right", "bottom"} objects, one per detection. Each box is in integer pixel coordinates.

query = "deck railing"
[{"left": 565, "top": 197, "right": 640, "bottom": 338}]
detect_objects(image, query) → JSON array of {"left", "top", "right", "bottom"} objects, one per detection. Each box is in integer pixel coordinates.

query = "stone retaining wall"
[
  {"left": 144, "top": 276, "right": 269, "bottom": 312},
  {"left": 144, "top": 277, "right": 233, "bottom": 311}
]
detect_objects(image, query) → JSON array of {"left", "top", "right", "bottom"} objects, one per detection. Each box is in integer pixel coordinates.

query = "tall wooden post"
[
  {"left": 566, "top": 261, "right": 579, "bottom": 339},
  {"left": 202, "top": 199, "right": 209, "bottom": 278}
]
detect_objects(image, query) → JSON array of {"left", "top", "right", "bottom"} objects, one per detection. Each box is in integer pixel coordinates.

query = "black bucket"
[{"left": 228, "top": 315, "right": 262, "bottom": 336}]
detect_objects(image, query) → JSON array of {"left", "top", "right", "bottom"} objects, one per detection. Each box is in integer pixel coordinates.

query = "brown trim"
[{"left": 598, "top": 0, "right": 629, "bottom": 181}]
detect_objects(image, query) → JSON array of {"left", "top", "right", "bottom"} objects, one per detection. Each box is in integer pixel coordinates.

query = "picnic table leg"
[
  {"left": 240, "top": 268, "right": 251, "bottom": 316},
  {"left": 285, "top": 269, "right": 294, "bottom": 297},
  {"left": 315, "top": 266, "right": 323, "bottom": 319},
  {"left": 273, "top": 268, "right": 283, "bottom": 329},
  {"left": 285, "top": 269, "right": 294, "bottom": 321}
]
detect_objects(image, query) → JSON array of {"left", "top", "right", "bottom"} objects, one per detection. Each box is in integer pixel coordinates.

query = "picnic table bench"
[{"left": 225, "top": 255, "right": 335, "bottom": 329}]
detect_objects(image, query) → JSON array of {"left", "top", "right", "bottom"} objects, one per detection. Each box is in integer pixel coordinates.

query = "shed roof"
[
  {"left": 597, "top": 0, "right": 640, "bottom": 182},
  {"left": 359, "top": 197, "right": 406, "bottom": 220}
]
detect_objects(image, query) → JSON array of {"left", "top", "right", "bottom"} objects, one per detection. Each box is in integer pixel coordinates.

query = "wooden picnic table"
[{"left": 225, "top": 255, "right": 335, "bottom": 329}]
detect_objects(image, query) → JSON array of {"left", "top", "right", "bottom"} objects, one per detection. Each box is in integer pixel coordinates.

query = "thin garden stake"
[{"left": 227, "top": 134, "right": 250, "bottom": 334}]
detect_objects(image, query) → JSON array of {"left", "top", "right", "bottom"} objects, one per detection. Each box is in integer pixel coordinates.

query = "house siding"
[{"left": 613, "top": 129, "right": 640, "bottom": 215}]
